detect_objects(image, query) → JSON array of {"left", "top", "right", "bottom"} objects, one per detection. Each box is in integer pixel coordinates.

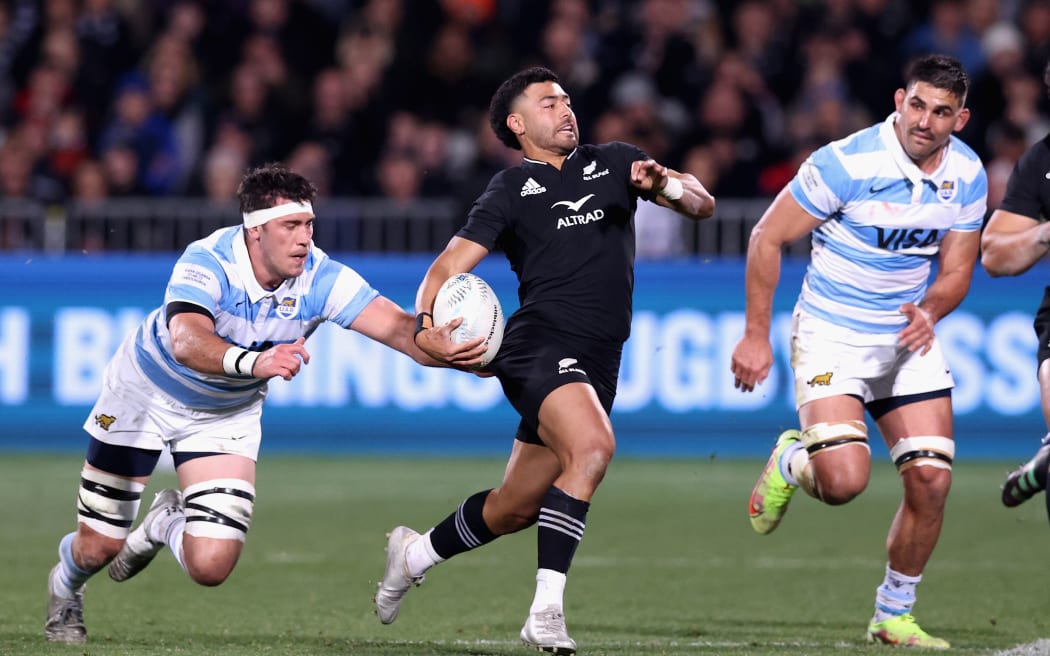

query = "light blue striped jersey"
[
  {"left": 788, "top": 112, "right": 987, "bottom": 333},
  {"left": 133, "top": 226, "right": 379, "bottom": 409}
]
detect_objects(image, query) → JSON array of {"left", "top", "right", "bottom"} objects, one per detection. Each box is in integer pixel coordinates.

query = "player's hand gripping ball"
[{"left": 433, "top": 273, "right": 505, "bottom": 369}]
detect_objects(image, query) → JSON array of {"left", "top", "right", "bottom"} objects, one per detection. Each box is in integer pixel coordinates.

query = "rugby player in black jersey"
[
  {"left": 982, "top": 62, "right": 1050, "bottom": 516},
  {"left": 374, "top": 66, "right": 714, "bottom": 654}
]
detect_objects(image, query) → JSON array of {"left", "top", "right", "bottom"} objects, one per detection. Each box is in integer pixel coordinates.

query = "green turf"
[{"left": 3, "top": 454, "right": 1049, "bottom": 655}]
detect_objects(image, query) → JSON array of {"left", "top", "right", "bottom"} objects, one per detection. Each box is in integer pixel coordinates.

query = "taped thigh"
[
  {"left": 183, "top": 479, "right": 256, "bottom": 541},
  {"left": 77, "top": 468, "right": 145, "bottom": 539},
  {"left": 889, "top": 436, "right": 954, "bottom": 473},
  {"left": 801, "top": 420, "right": 869, "bottom": 458}
]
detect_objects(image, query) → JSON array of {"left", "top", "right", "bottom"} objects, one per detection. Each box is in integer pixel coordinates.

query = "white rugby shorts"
[
  {"left": 83, "top": 333, "right": 264, "bottom": 460},
  {"left": 791, "top": 309, "right": 954, "bottom": 410}
]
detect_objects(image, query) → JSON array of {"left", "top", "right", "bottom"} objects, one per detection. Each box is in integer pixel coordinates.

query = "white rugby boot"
[
  {"left": 520, "top": 604, "right": 577, "bottom": 655},
  {"left": 44, "top": 564, "right": 86, "bottom": 644},
  {"left": 108, "top": 488, "right": 183, "bottom": 582},
  {"left": 374, "top": 526, "right": 424, "bottom": 624}
]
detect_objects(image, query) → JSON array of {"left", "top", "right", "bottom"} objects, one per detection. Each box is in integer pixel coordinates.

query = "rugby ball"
[{"left": 432, "top": 273, "right": 505, "bottom": 368}]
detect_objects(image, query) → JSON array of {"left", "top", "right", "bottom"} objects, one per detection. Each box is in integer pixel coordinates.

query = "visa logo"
[{"left": 875, "top": 227, "right": 939, "bottom": 250}]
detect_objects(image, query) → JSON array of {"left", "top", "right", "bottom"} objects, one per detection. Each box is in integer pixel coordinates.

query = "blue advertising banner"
[{"left": 0, "top": 254, "right": 1045, "bottom": 458}]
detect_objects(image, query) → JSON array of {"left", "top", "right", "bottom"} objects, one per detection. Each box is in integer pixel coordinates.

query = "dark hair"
[
  {"left": 488, "top": 66, "right": 560, "bottom": 150},
  {"left": 904, "top": 54, "right": 970, "bottom": 106},
  {"left": 237, "top": 162, "right": 316, "bottom": 214}
]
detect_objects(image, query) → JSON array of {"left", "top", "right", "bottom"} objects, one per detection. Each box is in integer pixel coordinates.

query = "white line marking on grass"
[{"left": 993, "top": 639, "right": 1050, "bottom": 656}]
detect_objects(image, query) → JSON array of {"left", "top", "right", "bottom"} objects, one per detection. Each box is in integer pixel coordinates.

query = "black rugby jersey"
[
  {"left": 1000, "top": 134, "right": 1050, "bottom": 221},
  {"left": 457, "top": 141, "right": 654, "bottom": 344}
]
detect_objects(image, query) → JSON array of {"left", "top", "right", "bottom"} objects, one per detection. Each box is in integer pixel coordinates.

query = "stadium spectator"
[
  {"left": 375, "top": 66, "right": 714, "bottom": 655},
  {"left": 198, "top": 144, "right": 246, "bottom": 203},
  {"left": 143, "top": 34, "right": 208, "bottom": 193},
  {"left": 0, "top": 1, "right": 1042, "bottom": 233},
  {"left": 214, "top": 63, "right": 288, "bottom": 167},
  {"left": 374, "top": 149, "right": 423, "bottom": 204},
  {"left": 967, "top": 21, "right": 1027, "bottom": 157},
  {"left": 96, "top": 72, "right": 181, "bottom": 195},
  {"left": 902, "top": 0, "right": 987, "bottom": 77},
  {"left": 731, "top": 54, "right": 986, "bottom": 649},
  {"left": 980, "top": 60, "right": 1050, "bottom": 515},
  {"left": 1019, "top": 0, "right": 1050, "bottom": 78},
  {"left": 42, "top": 162, "right": 486, "bottom": 645},
  {"left": 99, "top": 142, "right": 147, "bottom": 196},
  {"left": 47, "top": 107, "right": 90, "bottom": 188},
  {"left": 285, "top": 140, "right": 333, "bottom": 198},
  {"left": 75, "top": 0, "right": 141, "bottom": 131},
  {"left": 70, "top": 158, "right": 107, "bottom": 202},
  {"left": 984, "top": 119, "right": 1029, "bottom": 209}
]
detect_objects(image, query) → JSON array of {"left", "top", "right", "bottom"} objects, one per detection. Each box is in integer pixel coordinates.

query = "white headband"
[{"left": 242, "top": 201, "right": 314, "bottom": 228}]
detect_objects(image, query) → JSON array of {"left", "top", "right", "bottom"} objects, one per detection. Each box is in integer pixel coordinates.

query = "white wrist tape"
[
  {"left": 222, "top": 346, "right": 260, "bottom": 377},
  {"left": 658, "top": 176, "right": 684, "bottom": 201}
]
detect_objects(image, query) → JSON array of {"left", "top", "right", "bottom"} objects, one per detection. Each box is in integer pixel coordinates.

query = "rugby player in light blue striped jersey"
[
  {"left": 731, "top": 54, "right": 986, "bottom": 649},
  {"left": 44, "top": 163, "right": 487, "bottom": 645}
]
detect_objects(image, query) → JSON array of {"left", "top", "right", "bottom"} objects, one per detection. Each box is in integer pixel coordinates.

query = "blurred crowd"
[{"left": 0, "top": 0, "right": 1047, "bottom": 216}]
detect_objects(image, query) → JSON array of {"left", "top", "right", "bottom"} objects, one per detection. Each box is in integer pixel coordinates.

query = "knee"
[
  {"left": 182, "top": 547, "right": 238, "bottom": 587},
  {"left": 817, "top": 474, "right": 867, "bottom": 506},
  {"left": 812, "top": 451, "right": 869, "bottom": 505},
  {"left": 568, "top": 438, "right": 615, "bottom": 481},
  {"left": 903, "top": 466, "right": 952, "bottom": 505}
]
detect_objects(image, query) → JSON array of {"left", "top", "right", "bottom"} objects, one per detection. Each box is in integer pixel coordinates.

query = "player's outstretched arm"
[
  {"left": 350, "top": 295, "right": 486, "bottom": 368},
  {"left": 981, "top": 209, "right": 1048, "bottom": 277},
  {"left": 168, "top": 312, "right": 309, "bottom": 380},
  {"left": 630, "top": 159, "right": 715, "bottom": 220}
]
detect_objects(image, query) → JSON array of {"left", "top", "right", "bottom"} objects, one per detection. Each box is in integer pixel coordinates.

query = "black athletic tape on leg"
[
  {"left": 805, "top": 436, "right": 867, "bottom": 455},
  {"left": 183, "top": 486, "right": 255, "bottom": 533},
  {"left": 893, "top": 449, "right": 953, "bottom": 469}
]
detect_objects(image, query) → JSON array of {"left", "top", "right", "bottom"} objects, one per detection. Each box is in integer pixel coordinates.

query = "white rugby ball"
[{"left": 433, "top": 273, "right": 505, "bottom": 368}]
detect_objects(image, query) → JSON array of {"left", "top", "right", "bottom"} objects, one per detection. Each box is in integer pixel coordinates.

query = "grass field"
[{"left": 3, "top": 453, "right": 1050, "bottom": 655}]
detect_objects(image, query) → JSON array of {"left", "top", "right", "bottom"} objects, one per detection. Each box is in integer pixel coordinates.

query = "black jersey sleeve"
[
  {"left": 999, "top": 138, "right": 1050, "bottom": 221},
  {"left": 457, "top": 170, "right": 511, "bottom": 250}
]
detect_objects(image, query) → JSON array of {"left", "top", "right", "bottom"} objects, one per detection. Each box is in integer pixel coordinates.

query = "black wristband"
[{"left": 414, "top": 312, "right": 432, "bottom": 339}]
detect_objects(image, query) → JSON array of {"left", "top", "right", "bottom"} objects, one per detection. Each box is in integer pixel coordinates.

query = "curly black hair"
[
  {"left": 237, "top": 162, "right": 317, "bottom": 214},
  {"left": 488, "top": 66, "right": 561, "bottom": 150},
  {"left": 904, "top": 54, "right": 970, "bottom": 106}
]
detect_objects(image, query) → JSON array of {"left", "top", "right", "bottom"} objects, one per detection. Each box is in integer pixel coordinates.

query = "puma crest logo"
[
  {"left": 94, "top": 414, "right": 117, "bottom": 430},
  {"left": 807, "top": 372, "right": 833, "bottom": 386}
]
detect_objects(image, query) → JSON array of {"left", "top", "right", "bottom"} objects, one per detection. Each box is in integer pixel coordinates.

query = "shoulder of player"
[{"left": 1009, "top": 134, "right": 1050, "bottom": 182}]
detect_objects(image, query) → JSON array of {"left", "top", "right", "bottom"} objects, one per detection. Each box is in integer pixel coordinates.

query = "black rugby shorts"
[{"left": 489, "top": 324, "right": 621, "bottom": 446}]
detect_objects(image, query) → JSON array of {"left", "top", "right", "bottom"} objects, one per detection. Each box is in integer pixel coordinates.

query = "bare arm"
[
  {"left": 168, "top": 312, "right": 310, "bottom": 381},
  {"left": 349, "top": 295, "right": 486, "bottom": 368},
  {"left": 630, "top": 159, "right": 716, "bottom": 220},
  {"left": 898, "top": 229, "right": 980, "bottom": 354},
  {"left": 730, "top": 188, "right": 821, "bottom": 392},
  {"left": 981, "top": 209, "right": 1049, "bottom": 277},
  {"left": 413, "top": 236, "right": 491, "bottom": 364}
]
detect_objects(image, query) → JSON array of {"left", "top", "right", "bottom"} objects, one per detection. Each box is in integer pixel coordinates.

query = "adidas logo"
[{"left": 520, "top": 177, "right": 547, "bottom": 196}]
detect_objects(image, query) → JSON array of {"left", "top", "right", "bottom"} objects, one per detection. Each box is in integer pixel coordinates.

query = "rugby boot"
[
  {"left": 44, "top": 564, "right": 86, "bottom": 644},
  {"left": 867, "top": 614, "right": 949, "bottom": 649},
  {"left": 520, "top": 604, "right": 576, "bottom": 655},
  {"left": 1002, "top": 437, "right": 1050, "bottom": 507},
  {"left": 375, "top": 526, "right": 424, "bottom": 624},
  {"left": 748, "top": 429, "right": 800, "bottom": 534}
]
